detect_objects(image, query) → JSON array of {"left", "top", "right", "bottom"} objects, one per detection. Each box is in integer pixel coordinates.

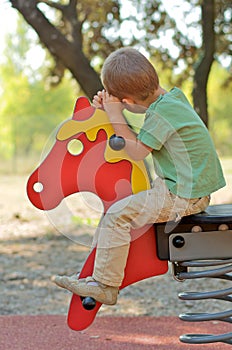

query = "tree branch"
[
  {"left": 193, "top": 0, "right": 215, "bottom": 126},
  {"left": 9, "top": 0, "right": 102, "bottom": 98}
]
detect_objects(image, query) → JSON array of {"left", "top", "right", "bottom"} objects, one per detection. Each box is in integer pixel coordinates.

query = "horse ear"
[{"left": 73, "top": 96, "right": 95, "bottom": 121}]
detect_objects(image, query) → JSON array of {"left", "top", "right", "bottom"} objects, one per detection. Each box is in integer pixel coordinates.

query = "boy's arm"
[{"left": 96, "top": 91, "right": 152, "bottom": 161}]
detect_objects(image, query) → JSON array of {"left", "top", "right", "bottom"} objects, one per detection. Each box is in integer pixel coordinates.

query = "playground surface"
[{"left": 1, "top": 315, "right": 231, "bottom": 350}]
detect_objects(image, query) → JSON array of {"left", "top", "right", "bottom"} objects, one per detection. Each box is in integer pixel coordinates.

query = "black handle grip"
[{"left": 109, "top": 134, "right": 126, "bottom": 151}]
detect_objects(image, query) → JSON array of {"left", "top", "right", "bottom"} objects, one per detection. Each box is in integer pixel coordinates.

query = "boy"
[{"left": 53, "top": 47, "right": 225, "bottom": 305}]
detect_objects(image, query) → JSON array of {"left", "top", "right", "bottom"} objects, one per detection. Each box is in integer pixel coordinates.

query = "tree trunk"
[
  {"left": 192, "top": 0, "right": 215, "bottom": 127},
  {"left": 10, "top": 0, "right": 103, "bottom": 99}
]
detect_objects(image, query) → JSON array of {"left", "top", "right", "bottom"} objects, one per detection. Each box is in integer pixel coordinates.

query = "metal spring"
[{"left": 177, "top": 259, "right": 232, "bottom": 345}]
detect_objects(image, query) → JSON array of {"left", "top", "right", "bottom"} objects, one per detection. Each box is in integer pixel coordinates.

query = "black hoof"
[{"left": 82, "top": 296, "right": 96, "bottom": 310}]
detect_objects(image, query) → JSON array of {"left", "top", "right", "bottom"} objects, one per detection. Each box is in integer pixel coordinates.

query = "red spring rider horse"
[{"left": 27, "top": 97, "right": 168, "bottom": 331}]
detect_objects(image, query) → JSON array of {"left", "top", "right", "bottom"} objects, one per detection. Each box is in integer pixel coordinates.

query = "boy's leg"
[
  {"left": 53, "top": 185, "right": 159, "bottom": 304},
  {"left": 53, "top": 178, "right": 172, "bottom": 302},
  {"left": 53, "top": 177, "right": 210, "bottom": 304},
  {"left": 78, "top": 177, "right": 209, "bottom": 288},
  {"left": 92, "top": 185, "right": 209, "bottom": 290}
]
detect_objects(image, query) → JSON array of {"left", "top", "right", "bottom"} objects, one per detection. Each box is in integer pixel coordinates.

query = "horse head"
[{"left": 27, "top": 97, "right": 150, "bottom": 213}]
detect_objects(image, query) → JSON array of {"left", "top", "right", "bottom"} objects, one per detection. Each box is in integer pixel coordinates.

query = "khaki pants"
[{"left": 92, "top": 177, "right": 210, "bottom": 287}]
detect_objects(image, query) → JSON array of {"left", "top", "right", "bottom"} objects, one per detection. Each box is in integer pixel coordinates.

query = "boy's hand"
[
  {"left": 92, "top": 91, "right": 105, "bottom": 110},
  {"left": 93, "top": 90, "right": 124, "bottom": 118},
  {"left": 101, "top": 90, "right": 124, "bottom": 117}
]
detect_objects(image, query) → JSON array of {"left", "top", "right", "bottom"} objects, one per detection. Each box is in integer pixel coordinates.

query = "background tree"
[
  {"left": 129, "top": 0, "right": 231, "bottom": 125},
  {"left": 9, "top": 0, "right": 123, "bottom": 97},
  {"left": 7, "top": 0, "right": 232, "bottom": 126},
  {"left": 0, "top": 17, "right": 75, "bottom": 172}
]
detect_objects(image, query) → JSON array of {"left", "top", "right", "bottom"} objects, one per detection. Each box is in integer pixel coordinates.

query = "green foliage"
[
  {"left": 0, "top": 70, "right": 77, "bottom": 158},
  {"left": 208, "top": 62, "right": 232, "bottom": 156},
  {"left": 72, "top": 215, "right": 100, "bottom": 227},
  {"left": 0, "top": 17, "right": 79, "bottom": 165}
]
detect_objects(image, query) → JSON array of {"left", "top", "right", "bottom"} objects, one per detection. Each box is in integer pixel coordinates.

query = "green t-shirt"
[{"left": 138, "top": 87, "right": 226, "bottom": 198}]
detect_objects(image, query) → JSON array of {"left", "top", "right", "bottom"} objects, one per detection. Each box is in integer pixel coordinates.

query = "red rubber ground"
[{"left": 0, "top": 315, "right": 231, "bottom": 349}]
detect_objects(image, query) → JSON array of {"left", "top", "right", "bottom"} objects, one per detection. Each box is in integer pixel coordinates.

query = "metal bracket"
[{"left": 169, "top": 230, "right": 232, "bottom": 262}]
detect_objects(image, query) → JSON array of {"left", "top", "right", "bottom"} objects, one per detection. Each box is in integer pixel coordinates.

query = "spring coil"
[{"left": 177, "top": 258, "right": 232, "bottom": 345}]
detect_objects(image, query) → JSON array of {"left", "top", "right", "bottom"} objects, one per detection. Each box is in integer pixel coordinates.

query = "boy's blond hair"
[{"left": 101, "top": 47, "right": 159, "bottom": 101}]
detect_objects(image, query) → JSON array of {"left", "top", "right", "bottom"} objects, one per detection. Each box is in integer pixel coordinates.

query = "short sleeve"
[{"left": 138, "top": 112, "right": 175, "bottom": 150}]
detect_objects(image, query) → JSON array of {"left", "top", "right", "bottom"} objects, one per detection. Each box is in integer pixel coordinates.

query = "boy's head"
[{"left": 101, "top": 47, "right": 159, "bottom": 102}]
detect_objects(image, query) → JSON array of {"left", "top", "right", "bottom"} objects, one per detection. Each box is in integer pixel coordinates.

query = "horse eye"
[
  {"left": 67, "top": 139, "right": 84, "bottom": 156},
  {"left": 33, "top": 182, "right": 44, "bottom": 193}
]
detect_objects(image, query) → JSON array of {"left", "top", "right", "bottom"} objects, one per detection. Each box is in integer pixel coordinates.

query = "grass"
[{"left": 72, "top": 215, "right": 100, "bottom": 227}]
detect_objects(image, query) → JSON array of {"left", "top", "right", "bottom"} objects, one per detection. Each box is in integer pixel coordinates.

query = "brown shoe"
[
  {"left": 70, "top": 276, "right": 119, "bottom": 305},
  {"left": 53, "top": 275, "right": 118, "bottom": 305},
  {"left": 52, "top": 274, "right": 85, "bottom": 290}
]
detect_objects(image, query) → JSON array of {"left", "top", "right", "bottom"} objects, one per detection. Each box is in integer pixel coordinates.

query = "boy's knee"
[{"left": 103, "top": 211, "right": 129, "bottom": 229}]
